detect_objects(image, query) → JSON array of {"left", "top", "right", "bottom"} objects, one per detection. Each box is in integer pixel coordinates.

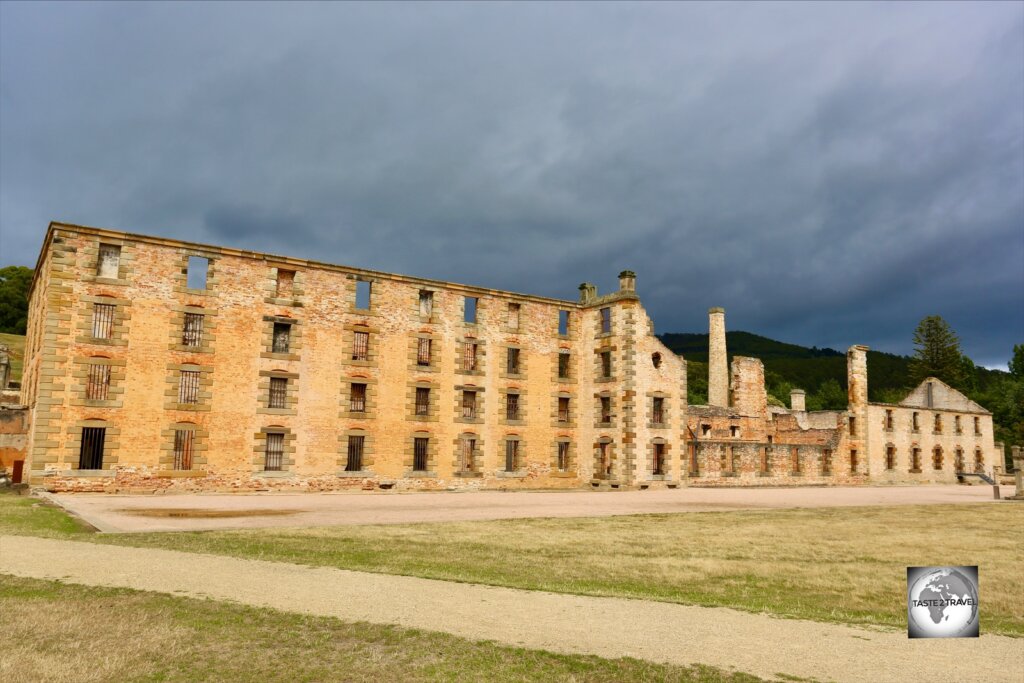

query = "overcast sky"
[{"left": 1, "top": 2, "right": 1021, "bottom": 367}]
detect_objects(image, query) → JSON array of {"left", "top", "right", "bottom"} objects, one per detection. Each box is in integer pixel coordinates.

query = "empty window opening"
[
  {"left": 974, "top": 448, "right": 983, "bottom": 472},
  {"left": 767, "top": 435, "right": 774, "bottom": 444},
  {"left": 822, "top": 449, "right": 833, "bottom": 475},
  {"left": 417, "top": 338, "right": 432, "bottom": 366},
  {"left": 352, "top": 331, "right": 369, "bottom": 361},
  {"left": 652, "top": 352, "right": 662, "bottom": 369},
  {"left": 187, "top": 256, "right": 209, "bottom": 290},
  {"left": 506, "top": 348, "right": 521, "bottom": 375},
  {"left": 86, "top": 363, "right": 110, "bottom": 401},
  {"left": 346, "top": 435, "right": 365, "bottom": 472},
  {"left": 349, "top": 383, "right": 367, "bottom": 412},
  {"left": 268, "top": 377, "right": 288, "bottom": 409},
  {"left": 955, "top": 415, "right": 962, "bottom": 434},
  {"left": 461, "top": 390, "right": 477, "bottom": 419},
  {"left": 598, "top": 442, "right": 611, "bottom": 478},
  {"left": 932, "top": 446, "right": 943, "bottom": 471},
  {"left": 600, "top": 397, "right": 612, "bottom": 424},
  {"left": 933, "top": 414, "right": 942, "bottom": 434},
  {"left": 849, "top": 416, "right": 857, "bottom": 437},
  {"left": 182, "top": 312, "right": 204, "bottom": 347},
  {"left": 729, "top": 425, "right": 739, "bottom": 438},
  {"left": 92, "top": 303, "right": 115, "bottom": 339},
  {"left": 173, "top": 429, "right": 194, "bottom": 471},
  {"left": 463, "top": 341, "right": 479, "bottom": 371},
  {"left": 558, "top": 397, "right": 570, "bottom": 423},
  {"left": 272, "top": 322, "right": 292, "bottom": 353},
  {"left": 886, "top": 446, "right": 897, "bottom": 470},
  {"left": 507, "top": 302, "right": 521, "bottom": 330},
  {"left": 600, "top": 307, "right": 611, "bottom": 334},
  {"left": 355, "top": 280, "right": 372, "bottom": 310},
  {"left": 78, "top": 426, "right": 106, "bottom": 470},
  {"left": 926, "top": 381, "right": 934, "bottom": 408},
  {"left": 505, "top": 440, "right": 520, "bottom": 472},
  {"left": 689, "top": 443, "right": 699, "bottom": 474},
  {"left": 557, "top": 442, "right": 570, "bottom": 472},
  {"left": 653, "top": 443, "right": 666, "bottom": 475},
  {"left": 413, "top": 437, "right": 429, "bottom": 471},
  {"left": 701, "top": 423, "right": 711, "bottom": 437},
  {"left": 911, "top": 448, "right": 922, "bottom": 472},
  {"left": 179, "top": 369, "right": 201, "bottom": 404},
  {"left": 419, "top": 290, "right": 434, "bottom": 318},
  {"left": 974, "top": 417, "right": 981, "bottom": 436},
  {"left": 558, "top": 351, "right": 570, "bottom": 379},
  {"left": 954, "top": 447, "right": 965, "bottom": 471},
  {"left": 265, "top": 433, "right": 284, "bottom": 471},
  {"left": 97, "top": 244, "right": 121, "bottom": 278},
  {"left": 415, "top": 387, "right": 431, "bottom": 416},
  {"left": 506, "top": 393, "right": 520, "bottom": 421},
  {"left": 275, "top": 269, "right": 295, "bottom": 297},
  {"left": 460, "top": 437, "right": 476, "bottom": 472},
  {"left": 464, "top": 296, "right": 478, "bottom": 324},
  {"left": 849, "top": 449, "right": 858, "bottom": 473},
  {"left": 600, "top": 351, "right": 612, "bottom": 378},
  {"left": 912, "top": 412, "right": 920, "bottom": 431},
  {"left": 652, "top": 397, "right": 665, "bottom": 424},
  {"left": 885, "top": 409, "right": 894, "bottom": 430},
  {"left": 558, "top": 310, "right": 569, "bottom": 336},
  {"left": 791, "top": 447, "right": 801, "bottom": 473},
  {"left": 760, "top": 446, "right": 770, "bottom": 473}
]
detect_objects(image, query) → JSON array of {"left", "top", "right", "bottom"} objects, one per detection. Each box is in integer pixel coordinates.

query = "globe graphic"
[{"left": 909, "top": 569, "right": 978, "bottom": 637}]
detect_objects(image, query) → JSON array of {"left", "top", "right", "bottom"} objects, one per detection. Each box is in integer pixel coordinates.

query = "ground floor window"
[
  {"left": 265, "top": 433, "right": 284, "bottom": 471},
  {"left": 78, "top": 427, "right": 106, "bottom": 470},
  {"left": 173, "top": 429, "right": 194, "bottom": 470},
  {"left": 652, "top": 443, "right": 666, "bottom": 475},
  {"left": 413, "top": 437, "right": 429, "bottom": 472},
  {"left": 346, "top": 435, "right": 364, "bottom": 472},
  {"left": 505, "top": 440, "right": 519, "bottom": 472},
  {"left": 557, "top": 441, "right": 570, "bottom": 472}
]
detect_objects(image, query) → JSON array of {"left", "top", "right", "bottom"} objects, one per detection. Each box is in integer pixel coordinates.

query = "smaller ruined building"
[{"left": 15, "top": 223, "right": 998, "bottom": 492}]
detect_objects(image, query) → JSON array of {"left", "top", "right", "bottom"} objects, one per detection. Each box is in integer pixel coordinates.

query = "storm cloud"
[{"left": 1, "top": 2, "right": 1021, "bottom": 366}]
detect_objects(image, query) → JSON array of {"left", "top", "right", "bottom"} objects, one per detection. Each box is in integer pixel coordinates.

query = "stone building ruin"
[{"left": 15, "top": 222, "right": 1000, "bottom": 492}]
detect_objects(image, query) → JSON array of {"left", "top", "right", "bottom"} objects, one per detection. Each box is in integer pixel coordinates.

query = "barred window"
[
  {"left": 97, "top": 243, "right": 121, "bottom": 278},
  {"left": 506, "top": 347, "right": 520, "bottom": 375},
  {"left": 600, "top": 396, "right": 611, "bottom": 423},
  {"left": 352, "top": 331, "right": 369, "bottom": 361},
  {"left": 272, "top": 322, "right": 291, "bottom": 353},
  {"left": 417, "top": 338, "right": 432, "bottom": 366},
  {"left": 462, "top": 390, "right": 477, "bottom": 419},
  {"left": 505, "top": 440, "right": 519, "bottom": 472},
  {"left": 463, "top": 342, "right": 478, "bottom": 371},
  {"left": 600, "top": 307, "right": 611, "bottom": 334},
  {"left": 558, "top": 351, "right": 570, "bottom": 379},
  {"left": 557, "top": 442, "right": 570, "bottom": 471},
  {"left": 173, "top": 430, "right": 194, "bottom": 471},
  {"left": 415, "top": 387, "right": 430, "bottom": 416},
  {"left": 652, "top": 397, "right": 664, "bottom": 424},
  {"left": 265, "top": 433, "right": 284, "bottom": 471},
  {"left": 346, "top": 435, "right": 364, "bottom": 472},
  {"left": 507, "top": 302, "right": 520, "bottom": 329},
  {"left": 268, "top": 377, "right": 288, "bottom": 409},
  {"left": 86, "top": 363, "right": 111, "bottom": 401},
  {"left": 600, "top": 351, "right": 612, "bottom": 378},
  {"left": 350, "top": 383, "right": 367, "bottom": 412},
  {"left": 460, "top": 437, "right": 476, "bottom": 472},
  {"left": 92, "top": 303, "right": 115, "bottom": 339},
  {"left": 182, "top": 313, "right": 204, "bottom": 347},
  {"left": 419, "top": 290, "right": 433, "bottom": 317},
  {"left": 653, "top": 443, "right": 666, "bottom": 475},
  {"left": 178, "top": 370, "right": 201, "bottom": 404},
  {"left": 413, "top": 437, "right": 429, "bottom": 471},
  {"left": 558, "top": 397, "right": 570, "bottom": 423},
  {"left": 506, "top": 393, "right": 520, "bottom": 421}
]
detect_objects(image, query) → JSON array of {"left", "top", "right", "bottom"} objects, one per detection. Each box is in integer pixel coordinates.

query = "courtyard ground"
[{"left": 47, "top": 483, "right": 1014, "bottom": 532}]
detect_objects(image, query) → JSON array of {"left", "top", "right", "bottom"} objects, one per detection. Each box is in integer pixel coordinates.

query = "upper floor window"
[
  {"left": 349, "top": 383, "right": 367, "bottom": 412},
  {"left": 507, "top": 302, "right": 521, "bottom": 330},
  {"left": 600, "top": 307, "right": 611, "bottom": 334},
  {"left": 912, "top": 412, "right": 920, "bottom": 431},
  {"left": 186, "top": 256, "right": 209, "bottom": 290},
  {"left": 179, "top": 368, "right": 201, "bottom": 404},
  {"left": 974, "top": 417, "right": 981, "bottom": 436},
  {"left": 417, "top": 338, "right": 432, "bottom": 366},
  {"left": 415, "top": 387, "right": 431, "bottom": 416},
  {"left": 272, "top": 322, "right": 292, "bottom": 353},
  {"left": 933, "top": 414, "right": 942, "bottom": 434},
  {"left": 506, "top": 393, "right": 520, "bottom": 421},
  {"left": 86, "top": 362, "right": 111, "bottom": 401},
  {"left": 97, "top": 244, "right": 121, "bottom": 278},
  {"left": 558, "top": 310, "right": 570, "bottom": 336},
  {"left": 462, "top": 341, "right": 479, "bottom": 371},
  {"left": 464, "top": 296, "right": 478, "bottom": 324},
  {"left": 600, "top": 351, "right": 612, "bottom": 378},
  {"left": 885, "top": 409, "right": 894, "bottom": 431},
  {"left": 352, "top": 331, "right": 369, "bottom": 361},
  {"left": 462, "top": 390, "right": 477, "bottom": 419},
  {"left": 558, "top": 351, "right": 570, "bottom": 379},
  {"left": 275, "top": 269, "right": 295, "bottom": 297},
  {"left": 506, "top": 348, "right": 521, "bottom": 375},
  {"left": 558, "top": 396, "right": 570, "bottom": 423},
  {"left": 419, "top": 290, "right": 433, "bottom": 318},
  {"left": 849, "top": 416, "right": 857, "bottom": 437},
  {"left": 954, "top": 415, "right": 962, "bottom": 434},
  {"left": 182, "top": 312, "right": 204, "bottom": 347},
  {"left": 355, "top": 280, "right": 372, "bottom": 310},
  {"left": 652, "top": 397, "right": 665, "bottom": 424},
  {"left": 600, "top": 396, "right": 612, "bottom": 424},
  {"left": 268, "top": 377, "right": 288, "bottom": 409},
  {"left": 92, "top": 302, "right": 115, "bottom": 339}
]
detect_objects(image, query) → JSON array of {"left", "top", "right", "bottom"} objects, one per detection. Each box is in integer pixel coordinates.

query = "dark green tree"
[
  {"left": 1009, "top": 344, "right": 1024, "bottom": 380},
  {"left": 909, "top": 315, "right": 967, "bottom": 389},
  {"left": 0, "top": 266, "right": 32, "bottom": 334}
]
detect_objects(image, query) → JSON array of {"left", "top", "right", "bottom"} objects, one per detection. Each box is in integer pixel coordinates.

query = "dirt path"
[
  {"left": 1, "top": 536, "right": 1018, "bottom": 682},
  {"left": 49, "top": 484, "right": 1015, "bottom": 533}
]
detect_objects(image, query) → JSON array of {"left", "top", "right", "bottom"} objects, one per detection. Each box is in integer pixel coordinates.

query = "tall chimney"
[
  {"left": 790, "top": 389, "right": 806, "bottom": 412},
  {"left": 708, "top": 307, "right": 728, "bottom": 407},
  {"left": 847, "top": 345, "right": 869, "bottom": 407}
]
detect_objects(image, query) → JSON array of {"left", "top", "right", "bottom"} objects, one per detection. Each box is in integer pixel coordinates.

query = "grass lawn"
[
  {"left": 2, "top": 491, "right": 1021, "bottom": 636},
  {"left": 0, "top": 575, "right": 760, "bottom": 683}
]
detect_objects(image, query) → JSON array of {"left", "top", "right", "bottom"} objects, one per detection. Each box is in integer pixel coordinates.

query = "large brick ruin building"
[{"left": 17, "top": 222, "right": 999, "bottom": 492}]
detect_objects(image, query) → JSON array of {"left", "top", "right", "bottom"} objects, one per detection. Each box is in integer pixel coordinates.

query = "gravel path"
[
  {"left": 49, "top": 484, "right": 1015, "bottom": 533},
  {"left": 1, "top": 535, "right": 1019, "bottom": 682}
]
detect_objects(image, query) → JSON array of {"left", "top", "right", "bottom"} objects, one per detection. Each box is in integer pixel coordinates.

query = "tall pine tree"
[{"left": 909, "top": 315, "right": 967, "bottom": 389}]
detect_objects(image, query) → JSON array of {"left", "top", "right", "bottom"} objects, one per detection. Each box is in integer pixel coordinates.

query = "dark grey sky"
[{"left": 2, "top": 2, "right": 1022, "bottom": 367}]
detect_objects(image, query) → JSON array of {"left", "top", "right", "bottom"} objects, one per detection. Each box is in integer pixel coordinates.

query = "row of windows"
[
  {"left": 884, "top": 444, "right": 984, "bottom": 473},
  {"left": 883, "top": 409, "right": 982, "bottom": 436}
]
